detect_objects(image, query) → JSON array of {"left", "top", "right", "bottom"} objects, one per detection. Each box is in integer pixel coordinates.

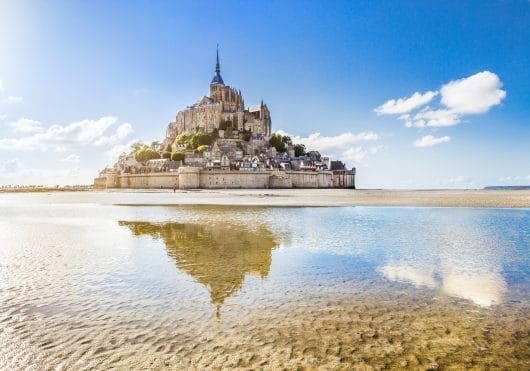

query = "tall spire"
[
  {"left": 215, "top": 44, "right": 220, "bottom": 74},
  {"left": 211, "top": 44, "right": 224, "bottom": 85}
]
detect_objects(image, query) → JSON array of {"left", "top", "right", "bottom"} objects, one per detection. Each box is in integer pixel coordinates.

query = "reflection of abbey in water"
[{"left": 119, "top": 221, "right": 278, "bottom": 315}]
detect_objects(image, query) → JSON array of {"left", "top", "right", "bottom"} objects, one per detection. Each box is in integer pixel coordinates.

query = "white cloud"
[
  {"left": 440, "top": 71, "right": 506, "bottom": 114},
  {"left": 0, "top": 79, "right": 23, "bottom": 104},
  {"left": 413, "top": 135, "right": 451, "bottom": 148},
  {"left": 375, "top": 91, "right": 438, "bottom": 115},
  {"left": 1, "top": 158, "right": 22, "bottom": 173},
  {"left": 376, "top": 71, "right": 506, "bottom": 129},
  {"left": 411, "top": 108, "right": 460, "bottom": 128},
  {"left": 104, "top": 139, "right": 139, "bottom": 159},
  {"left": 278, "top": 130, "right": 380, "bottom": 152},
  {"left": 0, "top": 116, "right": 134, "bottom": 151},
  {"left": 61, "top": 154, "right": 80, "bottom": 163},
  {"left": 341, "top": 145, "right": 383, "bottom": 164},
  {"left": 8, "top": 118, "right": 43, "bottom": 133},
  {"left": 277, "top": 130, "right": 382, "bottom": 166},
  {"left": 0, "top": 113, "right": 7, "bottom": 121},
  {"left": 0, "top": 158, "right": 87, "bottom": 186},
  {"left": 94, "top": 123, "right": 133, "bottom": 146},
  {"left": 445, "top": 175, "right": 475, "bottom": 185},
  {"left": 5, "top": 96, "right": 23, "bottom": 104}
]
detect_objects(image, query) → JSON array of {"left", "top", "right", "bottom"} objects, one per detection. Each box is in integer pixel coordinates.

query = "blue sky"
[{"left": 0, "top": 0, "right": 529, "bottom": 188}]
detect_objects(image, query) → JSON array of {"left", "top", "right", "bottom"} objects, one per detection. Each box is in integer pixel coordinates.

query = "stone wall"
[
  {"left": 199, "top": 170, "right": 270, "bottom": 189},
  {"left": 178, "top": 167, "right": 201, "bottom": 189},
  {"left": 269, "top": 174, "right": 292, "bottom": 188},
  {"left": 288, "top": 171, "right": 333, "bottom": 188},
  {"left": 118, "top": 173, "right": 179, "bottom": 189},
  {"left": 97, "top": 168, "right": 354, "bottom": 189}
]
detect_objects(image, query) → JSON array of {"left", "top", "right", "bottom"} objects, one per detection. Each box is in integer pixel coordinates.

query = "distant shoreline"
[
  {"left": 1, "top": 188, "right": 529, "bottom": 208},
  {"left": 0, "top": 186, "right": 92, "bottom": 193}
]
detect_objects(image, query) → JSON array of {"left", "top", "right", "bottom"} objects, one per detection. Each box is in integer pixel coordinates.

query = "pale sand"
[
  {"left": 3, "top": 188, "right": 529, "bottom": 208},
  {"left": 102, "top": 188, "right": 530, "bottom": 208}
]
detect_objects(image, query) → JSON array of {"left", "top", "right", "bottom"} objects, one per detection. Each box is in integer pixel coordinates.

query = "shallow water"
[{"left": 0, "top": 193, "right": 529, "bottom": 369}]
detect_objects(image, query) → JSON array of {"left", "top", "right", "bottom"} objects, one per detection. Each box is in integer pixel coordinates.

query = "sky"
[{"left": 0, "top": 0, "right": 529, "bottom": 188}]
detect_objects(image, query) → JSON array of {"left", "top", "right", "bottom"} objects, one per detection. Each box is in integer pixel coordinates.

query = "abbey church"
[{"left": 164, "top": 48, "right": 272, "bottom": 145}]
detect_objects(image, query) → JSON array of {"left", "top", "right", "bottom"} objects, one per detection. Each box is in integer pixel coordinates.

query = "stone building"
[{"left": 164, "top": 48, "right": 271, "bottom": 145}]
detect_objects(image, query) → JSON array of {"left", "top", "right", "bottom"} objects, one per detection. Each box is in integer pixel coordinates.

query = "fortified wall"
[{"left": 94, "top": 168, "right": 355, "bottom": 190}]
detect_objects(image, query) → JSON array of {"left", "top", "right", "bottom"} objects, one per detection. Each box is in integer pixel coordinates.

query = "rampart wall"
[{"left": 96, "top": 168, "right": 354, "bottom": 189}]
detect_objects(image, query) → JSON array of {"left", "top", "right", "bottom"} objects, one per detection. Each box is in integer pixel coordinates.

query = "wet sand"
[
  {"left": 2, "top": 289, "right": 528, "bottom": 370},
  {"left": 107, "top": 188, "right": 530, "bottom": 208}
]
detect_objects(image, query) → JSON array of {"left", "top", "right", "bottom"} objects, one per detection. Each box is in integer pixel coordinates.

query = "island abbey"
[
  {"left": 95, "top": 49, "right": 355, "bottom": 189},
  {"left": 164, "top": 48, "right": 271, "bottom": 142}
]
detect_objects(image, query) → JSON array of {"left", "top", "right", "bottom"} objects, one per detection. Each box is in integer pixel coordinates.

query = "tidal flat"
[{"left": 0, "top": 192, "right": 528, "bottom": 369}]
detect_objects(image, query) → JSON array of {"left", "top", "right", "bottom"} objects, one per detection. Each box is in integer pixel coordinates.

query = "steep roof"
[{"left": 211, "top": 46, "right": 225, "bottom": 85}]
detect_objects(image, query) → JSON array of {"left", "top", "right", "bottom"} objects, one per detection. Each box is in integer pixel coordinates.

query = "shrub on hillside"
[{"left": 134, "top": 147, "right": 160, "bottom": 162}]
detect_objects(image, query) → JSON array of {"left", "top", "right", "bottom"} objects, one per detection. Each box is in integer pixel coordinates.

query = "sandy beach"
[{"left": 2, "top": 188, "right": 530, "bottom": 208}]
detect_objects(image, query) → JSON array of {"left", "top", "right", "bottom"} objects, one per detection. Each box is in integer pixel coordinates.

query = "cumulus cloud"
[
  {"left": 375, "top": 91, "right": 438, "bottom": 115},
  {"left": 104, "top": 139, "right": 139, "bottom": 160},
  {"left": 377, "top": 71, "right": 506, "bottom": 130},
  {"left": 0, "top": 79, "right": 23, "bottom": 104},
  {"left": 1, "top": 158, "right": 22, "bottom": 173},
  {"left": 7, "top": 118, "right": 43, "bottom": 133},
  {"left": 277, "top": 130, "right": 382, "bottom": 166},
  {"left": 61, "top": 154, "right": 80, "bottom": 163},
  {"left": 410, "top": 108, "right": 460, "bottom": 128},
  {"left": 0, "top": 116, "right": 133, "bottom": 151},
  {"left": 440, "top": 71, "right": 506, "bottom": 114},
  {"left": 5, "top": 96, "right": 23, "bottom": 104},
  {"left": 94, "top": 123, "right": 133, "bottom": 146},
  {"left": 341, "top": 145, "right": 383, "bottom": 164},
  {"left": 0, "top": 158, "right": 86, "bottom": 186},
  {"left": 413, "top": 135, "right": 451, "bottom": 148}
]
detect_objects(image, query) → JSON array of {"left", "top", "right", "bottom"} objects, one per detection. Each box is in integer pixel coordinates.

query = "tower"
[{"left": 211, "top": 45, "right": 224, "bottom": 85}]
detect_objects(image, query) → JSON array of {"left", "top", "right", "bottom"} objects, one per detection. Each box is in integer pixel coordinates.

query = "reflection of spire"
[{"left": 119, "top": 220, "right": 278, "bottom": 316}]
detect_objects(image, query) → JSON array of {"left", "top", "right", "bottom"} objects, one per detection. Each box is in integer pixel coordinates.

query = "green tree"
[
  {"left": 190, "top": 131, "right": 213, "bottom": 148},
  {"left": 174, "top": 133, "right": 189, "bottom": 145},
  {"left": 294, "top": 144, "right": 306, "bottom": 157},
  {"left": 171, "top": 151, "right": 185, "bottom": 162},
  {"left": 134, "top": 147, "right": 160, "bottom": 162},
  {"left": 130, "top": 142, "right": 145, "bottom": 154},
  {"left": 197, "top": 145, "right": 209, "bottom": 153},
  {"left": 281, "top": 135, "right": 292, "bottom": 146},
  {"left": 269, "top": 133, "right": 286, "bottom": 153}
]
